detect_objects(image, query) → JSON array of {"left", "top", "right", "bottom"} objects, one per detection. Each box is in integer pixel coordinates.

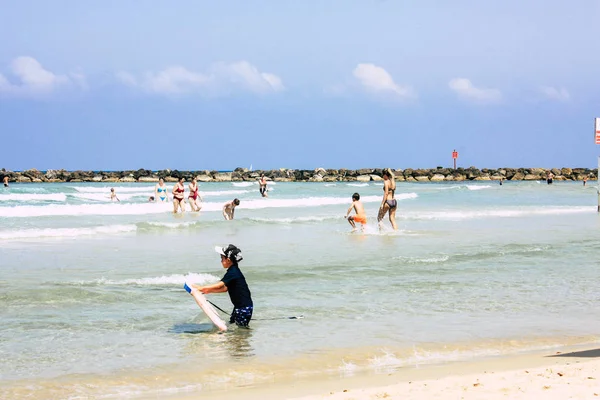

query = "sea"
[{"left": 1, "top": 179, "right": 599, "bottom": 399}]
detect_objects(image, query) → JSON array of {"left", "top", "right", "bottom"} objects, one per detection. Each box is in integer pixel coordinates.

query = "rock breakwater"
[{"left": 1, "top": 167, "right": 597, "bottom": 183}]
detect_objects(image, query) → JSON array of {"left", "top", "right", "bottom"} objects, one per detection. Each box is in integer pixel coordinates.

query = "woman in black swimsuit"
[{"left": 377, "top": 168, "right": 398, "bottom": 230}]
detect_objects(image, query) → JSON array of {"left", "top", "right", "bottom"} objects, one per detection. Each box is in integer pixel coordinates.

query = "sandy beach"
[{"left": 191, "top": 346, "right": 600, "bottom": 400}]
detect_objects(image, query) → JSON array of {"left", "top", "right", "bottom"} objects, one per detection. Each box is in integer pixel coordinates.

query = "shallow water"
[{"left": 1, "top": 180, "right": 599, "bottom": 398}]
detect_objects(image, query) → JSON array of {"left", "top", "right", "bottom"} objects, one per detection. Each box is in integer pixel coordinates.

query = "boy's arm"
[
  {"left": 345, "top": 203, "right": 354, "bottom": 217},
  {"left": 193, "top": 281, "right": 228, "bottom": 294}
]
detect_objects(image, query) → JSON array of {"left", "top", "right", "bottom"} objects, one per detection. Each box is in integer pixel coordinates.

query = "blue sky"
[{"left": 1, "top": 0, "right": 600, "bottom": 171}]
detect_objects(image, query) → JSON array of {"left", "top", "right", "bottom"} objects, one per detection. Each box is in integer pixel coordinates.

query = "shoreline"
[
  {"left": 1, "top": 166, "right": 598, "bottom": 183},
  {"left": 170, "top": 344, "right": 600, "bottom": 400}
]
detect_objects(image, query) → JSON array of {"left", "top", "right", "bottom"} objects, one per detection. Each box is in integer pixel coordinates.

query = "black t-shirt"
[{"left": 221, "top": 265, "right": 253, "bottom": 308}]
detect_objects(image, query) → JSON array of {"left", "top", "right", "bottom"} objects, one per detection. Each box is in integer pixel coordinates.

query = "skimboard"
[{"left": 184, "top": 282, "right": 228, "bottom": 332}]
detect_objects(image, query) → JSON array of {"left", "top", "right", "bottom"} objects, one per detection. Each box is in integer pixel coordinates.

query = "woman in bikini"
[
  {"left": 172, "top": 177, "right": 185, "bottom": 213},
  {"left": 188, "top": 177, "right": 202, "bottom": 212},
  {"left": 377, "top": 168, "right": 398, "bottom": 230},
  {"left": 155, "top": 178, "right": 169, "bottom": 203}
]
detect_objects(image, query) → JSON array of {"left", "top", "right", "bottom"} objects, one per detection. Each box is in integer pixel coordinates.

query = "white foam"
[
  {"left": 411, "top": 206, "right": 593, "bottom": 221},
  {"left": 347, "top": 183, "right": 369, "bottom": 187},
  {"left": 70, "top": 193, "right": 141, "bottom": 201},
  {"left": 0, "top": 224, "right": 137, "bottom": 240},
  {"left": 0, "top": 194, "right": 418, "bottom": 218},
  {"left": 394, "top": 255, "right": 450, "bottom": 264},
  {"left": 91, "top": 273, "right": 219, "bottom": 286},
  {"left": 71, "top": 186, "right": 155, "bottom": 193},
  {"left": 248, "top": 216, "right": 337, "bottom": 224},
  {"left": 200, "top": 189, "right": 252, "bottom": 197},
  {"left": 466, "top": 185, "right": 492, "bottom": 191},
  {"left": 232, "top": 182, "right": 255, "bottom": 187},
  {"left": 142, "top": 221, "right": 201, "bottom": 229},
  {"left": 324, "top": 183, "right": 337, "bottom": 187},
  {"left": 0, "top": 193, "right": 66, "bottom": 201}
]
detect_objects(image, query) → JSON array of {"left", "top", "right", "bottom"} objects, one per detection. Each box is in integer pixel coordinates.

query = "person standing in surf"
[
  {"left": 345, "top": 192, "right": 367, "bottom": 232},
  {"left": 154, "top": 178, "right": 169, "bottom": 203},
  {"left": 2, "top": 175, "right": 8, "bottom": 188},
  {"left": 377, "top": 169, "right": 398, "bottom": 230},
  {"left": 193, "top": 244, "right": 253, "bottom": 328},
  {"left": 172, "top": 177, "right": 186, "bottom": 213},
  {"left": 222, "top": 198, "right": 240, "bottom": 220},
  {"left": 258, "top": 174, "right": 268, "bottom": 197},
  {"left": 188, "top": 177, "right": 202, "bottom": 212},
  {"left": 109, "top": 188, "right": 120, "bottom": 202}
]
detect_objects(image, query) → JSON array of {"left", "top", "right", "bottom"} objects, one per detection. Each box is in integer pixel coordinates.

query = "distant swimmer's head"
[
  {"left": 215, "top": 244, "right": 243, "bottom": 265},
  {"left": 233, "top": 198, "right": 240, "bottom": 206},
  {"left": 149, "top": 196, "right": 155, "bottom": 202},
  {"left": 352, "top": 193, "right": 360, "bottom": 201},
  {"left": 110, "top": 188, "right": 115, "bottom": 192}
]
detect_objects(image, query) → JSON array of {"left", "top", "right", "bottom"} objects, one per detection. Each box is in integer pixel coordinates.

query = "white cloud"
[
  {"left": 448, "top": 78, "right": 501, "bottom": 104},
  {"left": 117, "top": 61, "right": 284, "bottom": 96},
  {"left": 0, "top": 56, "right": 85, "bottom": 98},
  {"left": 352, "top": 63, "right": 414, "bottom": 98},
  {"left": 540, "top": 86, "right": 570, "bottom": 102}
]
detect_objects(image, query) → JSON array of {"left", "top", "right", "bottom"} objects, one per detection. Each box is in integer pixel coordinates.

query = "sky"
[{"left": 1, "top": 0, "right": 600, "bottom": 171}]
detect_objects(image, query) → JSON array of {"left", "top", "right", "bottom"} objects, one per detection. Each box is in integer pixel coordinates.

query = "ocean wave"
[
  {"left": 0, "top": 224, "right": 137, "bottom": 240},
  {"left": 0, "top": 194, "right": 419, "bottom": 218},
  {"left": 232, "top": 182, "right": 255, "bottom": 187},
  {"left": 69, "top": 193, "right": 142, "bottom": 201},
  {"left": 393, "top": 245, "right": 552, "bottom": 266},
  {"left": 0, "top": 193, "right": 67, "bottom": 202},
  {"left": 466, "top": 184, "right": 492, "bottom": 191},
  {"left": 200, "top": 189, "right": 253, "bottom": 197},
  {"left": 408, "top": 206, "right": 592, "bottom": 221},
  {"left": 347, "top": 183, "right": 369, "bottom": 187},
  {"left": 81, "top": 273, "right": 219, "bottom": 286},
  {"left": 137, "top": 221, "right": 203, "bottom": 230},
  {"left": 71, "top": 186, "right": 156, "bottom": 193},
  {"left": 247, "top": 215, "right": 338, "bottom": 224}
]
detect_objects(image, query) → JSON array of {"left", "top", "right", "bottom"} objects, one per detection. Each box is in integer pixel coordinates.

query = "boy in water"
[
  {"left": 193, "top": 244, "right": 253, "bottom": 327},
  {"left": 109, "top": 188, "right": 120, "bottom": 202},
  {"left": 222, "top": 198, "right": 240, "bottom": 220},
  {"left": 345, "top": 192, "right": 367, "bottom": 231}
]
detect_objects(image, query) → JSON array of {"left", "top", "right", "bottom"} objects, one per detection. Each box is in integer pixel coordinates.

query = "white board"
[{"left": 184, "top": 282, "right": 228, "bottom": 332}]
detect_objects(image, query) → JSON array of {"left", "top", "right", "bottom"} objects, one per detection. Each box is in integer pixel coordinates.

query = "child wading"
[
  {"left": 193, "top": 244, "right": 253, "bottom": 327},
  {"left": 345, "top": 192, "right": 367, "bottom": 232}
]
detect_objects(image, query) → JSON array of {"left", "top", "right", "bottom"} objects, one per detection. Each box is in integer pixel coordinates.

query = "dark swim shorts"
[{"left": 230, "top": 306, "right": 253, "bottom": 327}]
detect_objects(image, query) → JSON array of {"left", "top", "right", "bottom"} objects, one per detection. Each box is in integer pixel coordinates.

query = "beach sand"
[{"left": 179, "top": 346, "right": 600, "bottom": 400}]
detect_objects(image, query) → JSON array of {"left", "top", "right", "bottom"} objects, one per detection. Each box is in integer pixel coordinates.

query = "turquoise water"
[{"left": 1, "top": 180, "right": 599, "bottom": 398}]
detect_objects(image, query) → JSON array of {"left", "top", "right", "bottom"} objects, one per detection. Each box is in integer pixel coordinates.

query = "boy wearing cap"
[{"left": 193, "top": 244, "right": 253, "bottom": 327}]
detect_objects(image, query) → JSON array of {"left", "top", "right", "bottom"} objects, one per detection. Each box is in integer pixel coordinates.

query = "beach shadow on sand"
[{"left": 547, "top": 348, "right": 600, "bottom": 358}]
